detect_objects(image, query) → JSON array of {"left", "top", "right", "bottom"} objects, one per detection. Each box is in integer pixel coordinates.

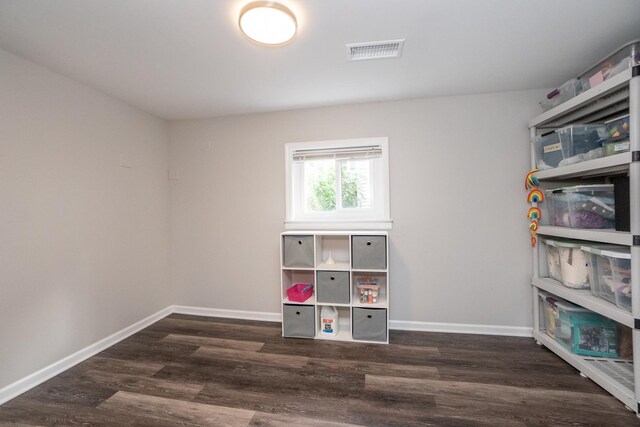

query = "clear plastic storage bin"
[
  {"left": 581, "top": 245, "right": 631, "bottom": 312},
  {"left": 539, "top": 291, "right": 619, "bottom": 358},
  {"left": 539, "top": 78, "right": 582, "bottom": 112},
  {"left": 603, "top": 115, "right": 630, "bottom": 156},
  {"left": 541, "top": 238, "right": 562, "bottom": 283},
  {"left": 545, "top": 185, "right": 615, "bottom": 229},
  {"left": 541, "top": 239, "right": 589, "bottom": 289},
  {"left": 534, "top": 124, "right": 606, "bottom": 169},
  {"left": 579, "top": 40, "right": 640, "bottom": 91}
]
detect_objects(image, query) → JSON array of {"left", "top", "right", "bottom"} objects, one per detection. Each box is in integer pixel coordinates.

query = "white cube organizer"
[{"left": 280, "top": 231, "right": 389, "bottom": 344}]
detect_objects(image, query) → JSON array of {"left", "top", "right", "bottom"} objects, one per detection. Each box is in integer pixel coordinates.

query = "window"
[{"left": 285, "top": 138, "right": 391, "bottom": 229}]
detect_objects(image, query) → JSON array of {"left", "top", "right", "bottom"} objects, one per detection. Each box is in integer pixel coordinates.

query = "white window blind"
[{"left": 292, "top": 145, "right": 382, "bottom": 161}]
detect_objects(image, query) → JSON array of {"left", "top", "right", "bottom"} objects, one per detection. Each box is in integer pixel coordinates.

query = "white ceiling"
[{"left": 1, "top": 0, "right": 639, "bottom": 120}]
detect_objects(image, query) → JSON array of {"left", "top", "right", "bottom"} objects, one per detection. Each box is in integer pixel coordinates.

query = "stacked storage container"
[
  {"left": 545, "top": 185, "right": 615, "bottom": 229},
  {"left": 579, "top": 40, "right": 640, "bottom": 91},
  {"left": 539, "top": 291, "right": 619, "bottom": 358},
  {"left": 534, "top": 124, "right": 607, "bottom": 170},
  {"left": 541, "top": 238, "right": 590, "bottom": 289},
  {"left": 582, "top": 245, "right": 632, "bottom": 312},
  {"left": 603, "top": 115, "right": 630, "bottom": 156},
  {"left": 539, "top": 79, "right": 582, "bottom": 112}
]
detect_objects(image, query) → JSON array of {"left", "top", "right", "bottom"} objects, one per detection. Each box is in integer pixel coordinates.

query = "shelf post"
[
  {"left": 629, "top": 65, "right": 640, "bottom": 413},
  {"left": 530, "top": 126, "right": 540, "bottom": 332}
]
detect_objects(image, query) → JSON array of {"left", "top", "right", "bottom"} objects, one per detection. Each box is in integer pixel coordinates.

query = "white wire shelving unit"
[{"left": 529, "top": 65, "right": 640, "bottom": 414}]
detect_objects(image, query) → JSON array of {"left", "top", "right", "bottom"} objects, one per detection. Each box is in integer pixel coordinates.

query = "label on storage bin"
[
  {"left": 614, "top": 141, "right": 630, "bottom": 152},
  {"left": 543, "top": 143, "right": 562, "bottom": 153}
]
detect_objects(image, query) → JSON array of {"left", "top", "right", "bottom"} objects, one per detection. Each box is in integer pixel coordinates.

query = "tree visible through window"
[{"left": 304, "top": 158, "right": 371, "bottom": 213}]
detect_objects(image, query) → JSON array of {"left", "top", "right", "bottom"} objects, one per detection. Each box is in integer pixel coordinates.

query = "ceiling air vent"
[{"left": 346, "top": 39, "right": 405, "bottom": 61}]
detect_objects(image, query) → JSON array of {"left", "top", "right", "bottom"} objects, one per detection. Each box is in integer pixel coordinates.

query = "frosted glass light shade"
[{"left": 239, "top": 1, "right": 297, "bottom": 46}]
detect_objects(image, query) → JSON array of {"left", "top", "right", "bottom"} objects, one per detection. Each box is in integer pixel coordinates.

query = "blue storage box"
[{"left": 540, "top": 291, "right": 618, "bottom": 358}]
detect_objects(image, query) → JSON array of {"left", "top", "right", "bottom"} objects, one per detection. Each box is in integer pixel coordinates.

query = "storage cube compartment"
[
  {"left": 539, "top": 78, "right": 582, "bottom": 112},
  {"left": 540, "top": 238, "right": 589, "bottom": 289},
  {"left": 352, "top": 235, "right": 387, "bottom": 270},
  {"left": 582, "top": 245, "right": 631, "bottom": 312},
  {"left": 603, "top": 115, "right": 630, "bottom": 156},
  {"left": 352, "top": 307, "right": 387, "bottom": 342},
  {"left": 353, "top": 272, "right": 387, "bottom": 306},
  {"left": 539, "top": 291, "right": 619, "bottom": 358},
  {"left": 545, "top": 185, "right": 615, "bottom": 229},
  {"left": 283, "top": 235, "right": 314, "bottom": 268},
  {"left": 316, "top": 271, "right": 350, "bottom": 304},
  {"left": 579, "top": 40, "right": 640, "bottom": 91},
  {"left": 534, "top": 124, "right": 606, "bottom": 170},
  {"left": 315, "top": 235, "right": 350, "bottom": 270},
  {"left": 283, "top": 304, "right": 316, "bottom": 338},
  {"left": 317, "top": 305, "right": 350, "bottom": 339},
  {"left": 282, "top": 270, "right": 315, "bottom": 304}
]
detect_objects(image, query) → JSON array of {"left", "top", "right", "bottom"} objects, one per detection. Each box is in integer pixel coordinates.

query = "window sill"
[{"left": 284, "top": 219, "right": 393, "bottom": 231}]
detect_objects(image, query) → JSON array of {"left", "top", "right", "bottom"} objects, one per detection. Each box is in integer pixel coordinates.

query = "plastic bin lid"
[
  {"left": 545, "top": 184, "right": 614, "bottom": 194},
  {"left": 541, "top": 238, "right": 585, "bottom": 249},
  {"left": 555, "top": 124, "right": 606, "bottom": 134},
  {"left": 580, "top": 245, "right": 631, "bottom": 259},
  {"left": 604, "top": 114, "right": 630, "bottom": 124},
  {"left": 539, "top": 290, "right": 589, "bottom": 312}
]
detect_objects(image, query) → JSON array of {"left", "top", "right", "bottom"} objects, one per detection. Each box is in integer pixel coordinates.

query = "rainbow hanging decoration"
[
  {"left": 524, "top": 169, "right": 541, "bottom": 248},
  {"left": 525, "top": 169, "right": 539, "bottom": 190},
  {"left": 527, "top": 189, "right": 544, "bottom": 203},
  {"left": 527, "top": 207, "right": 541, "bottom": 220}
]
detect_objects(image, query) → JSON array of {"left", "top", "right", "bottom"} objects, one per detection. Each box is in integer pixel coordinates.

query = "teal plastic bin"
[{"left": 540, "top": 291, "right": 618, "bottom": 358}]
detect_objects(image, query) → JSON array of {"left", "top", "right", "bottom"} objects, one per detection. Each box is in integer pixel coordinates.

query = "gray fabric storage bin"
[
  {"left": 282, "top": 304, "right": 315, "bottom": 338},
  {"left": 352, "top": 236, "right": 386, "bottom": 270},
  {"left": 283, "top": 235, "right": 314, "bottom": 268},
  {"left": 352, "top": 307, "right": 387, "bottom": 342},
  {"left": 316, "top": 271, "right": 350, "bottom": 304}
]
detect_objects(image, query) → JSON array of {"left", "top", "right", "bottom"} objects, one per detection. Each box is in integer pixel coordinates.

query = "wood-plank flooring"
[{"left": 0, "top": 314, "right": 639, "bottom": 426}]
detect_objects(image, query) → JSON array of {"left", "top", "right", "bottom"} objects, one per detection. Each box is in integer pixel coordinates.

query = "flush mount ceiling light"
[{"left": 239, "top": 1, "right": 297, "bottom": 46}]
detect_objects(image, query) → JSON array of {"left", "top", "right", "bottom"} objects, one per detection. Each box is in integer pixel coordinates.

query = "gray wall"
[
  {"left": 0, "top": 44, "right": 549, "bottom": 391},
  {"left": 0, "top": 49, "right": 171, "bottom": 389},
  {"left": 169, "top": 89, "right": 547, "bottom": 329}
]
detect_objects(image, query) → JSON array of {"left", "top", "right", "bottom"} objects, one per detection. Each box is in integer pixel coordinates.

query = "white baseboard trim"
[
  {"left": 389, "top": 320, "right": 533, "bottom": 337},
  {"left": 172, "top": 305, "right": 281, "bottom": 323},
  {"left": 0, "top": 305, "right": 173, "bottom": 406}
]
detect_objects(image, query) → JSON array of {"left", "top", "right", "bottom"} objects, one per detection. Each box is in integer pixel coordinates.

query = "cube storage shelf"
[
  {"left": 529, "top": 64, "right": 640, "bottom": 414},
  {"left": 280, "top": 231, "right": 389, "bottom": 344}
]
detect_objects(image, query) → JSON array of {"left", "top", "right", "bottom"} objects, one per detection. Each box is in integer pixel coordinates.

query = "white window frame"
[{"left": 285, "top": 137, "right": 391, "bottom": 230}]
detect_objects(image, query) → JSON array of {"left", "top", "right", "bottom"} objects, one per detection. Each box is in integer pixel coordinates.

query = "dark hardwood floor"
[{"left": 0, "top": 314, "right": 639, "bottom": 426}]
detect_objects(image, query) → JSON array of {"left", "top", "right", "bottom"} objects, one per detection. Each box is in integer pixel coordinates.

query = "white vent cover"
[{"left": 346, "top": 39, "right": 405, "bottom": 61}]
